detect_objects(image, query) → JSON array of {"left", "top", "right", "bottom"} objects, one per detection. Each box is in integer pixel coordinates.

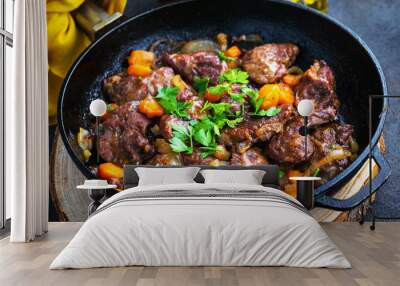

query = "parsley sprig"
[
  {"left": 219, "top": 68, "right": 249, "bottom": 84},
  {"left": 155, "top": 87, "right": 191, "bottom": 118},
  {"left": 207, "top": 82, "right": 230, "bottom": 95},
  {"left": 195, "top": 70, "right": 250, "bottom": 99},
  {"left": 169, "top": 123, "right": 194, "bottom": 154},
  {"left": 313, "top": 168, "right": 321, "bottom": 177},
  {"left": 193, "top": 77, "right": 209, "bottom": 96},
  {"left": 169, "top": 118, "right": 218, "bottom": 158},
  {"left": 228, "top": 92, "right": 245, "bottom": 103},
  {"left": 169, "top": 100, "right": 243, "bottom": 159}
]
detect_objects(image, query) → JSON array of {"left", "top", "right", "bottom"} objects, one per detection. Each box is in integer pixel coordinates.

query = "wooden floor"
[{"left": 0, "top": 223, "right": 399, "bottom": 286}]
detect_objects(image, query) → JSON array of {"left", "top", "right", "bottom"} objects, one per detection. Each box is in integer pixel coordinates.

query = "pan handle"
[
  {"left": 75, "top": 1, "right": 125, "bottom": 41},
  {"left": 315, "top": 146, "right": 391, "bottom": 211}
]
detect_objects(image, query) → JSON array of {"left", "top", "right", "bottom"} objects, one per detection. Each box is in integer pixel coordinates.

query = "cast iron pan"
[{"left": 58, "top": 0, "right": 390, "bottom": 210}]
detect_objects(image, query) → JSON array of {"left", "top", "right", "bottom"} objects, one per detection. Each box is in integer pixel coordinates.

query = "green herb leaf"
[
  {"left": 242, "top": 86, "right": 262, "bottom": 112},
  {"left": 207, "top": 83, "right": 230, "bottom": 95},
  {"left": 169, "top": 123, "right": 194, "bottom": 154},
  {"left": 228, "top": 92, "right": 245, "bottom": 103},
  {"left": 278, "top": 170, "right": 285, "bottom": 179},
  {"left": 211, "top": 102, "right": 232, "bottom": 115},
  {"left": 171, "top": 123, "right": 188, "bottom": 134},
  {"left": 213, "top": 124, "right": 221, "bottom": 136},
  {"left": 175, "top": 101, "right": 192, "bottom": 118},
  {"left": 217, "top": 51, "right": 236, "bottom": 62},
  {"left": 224, "top": 117, "right": 243, "bottom": 128},
  {"left": 241, "top": 86, "right": 258, "bottom": 98},
  {"left": 199, "top": 145, "right": 218, "bottom": 159},
  {"left": 200, "top": 101, "right": 211, "bottom": 113},
  {"left": 255, "top": 99, "right": 263, "bottom": 113},
  {"left": 313, "top": 168, "right": 321, "bottom": 177},
  {"left": 220, "top": 68, "right": 249, "bottom": 84},
  {"left": 156, "top": 87, "right": 179, "bottom": 112},
  {"left": 193, "top": 77, "right": 209, "bottom": 96},
  {"left": 266, "top": 106, "right": 281, "bottom": 116},
  {"left": 198, "top": 99, "right": 243, "bottom": 138},
  {"left": 171, "top": 123, "right": 189, "bottom": 139},
  {"left": 201, "top": 102, "right": 232, "bottom": 115},
  {"left": 254, "top": 106, "right": 281, "bottom": 117},
  {"left": 194, "top": 128, "right": 212, "bottom": 147},
  {"left": 191, "top": 117, "right": 218, "bottom": 147},
  {"left": 170, "top": 137, "right": 192, "bottom": 154},
  {"left": 212, "top": 114, "right": 228, "bottom": 130},
  {"left": 156, "top": 87, "right": 191, "bottom": 118}
]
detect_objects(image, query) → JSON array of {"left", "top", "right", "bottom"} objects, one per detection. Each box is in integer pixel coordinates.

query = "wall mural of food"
[{"left": 75, "top": 33, "right": 359, "bottom": 197}]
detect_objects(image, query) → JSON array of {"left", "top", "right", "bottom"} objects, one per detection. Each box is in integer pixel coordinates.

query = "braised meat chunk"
[
  {"left": 311, "top": 123, "right": 355, "bottom": 178},
  {"left": 295, "top": 60, "right": 339, "bottom": 126},
  {"left": 242, "top": 43, "right": 299, "bottom": 85},
  {"left": 230, "top": 148, "right": 268, "bottom": 166},
  {"left": 313, "top": 123, "right": 353, "bottom": 148},
  {"left": 163, "top": 51, "right": 228, "bottom": 85},
  {"left": 103, "top": 72, "right": 139, "bottom": 104},
  {"left": 267, "top": 116, "right": 315, "bottom": 164},
  {"left": 103, "top": 67, "right": 175, "bottom": 104},
  {"left": 220, "top": 104, "right": 296, "bottom": 152},
  {"left": 99, "top": 102, "right": 154, "bottom": 164}
]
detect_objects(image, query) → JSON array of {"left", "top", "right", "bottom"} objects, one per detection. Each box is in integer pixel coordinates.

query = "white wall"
[
  {"left": 5, "top": 44, "right": 12, "bottom": 219},
  {"left": 5, "top": 0, "right": 14, "bottom": 220},
  {"left": 5, "top": 0, "right": 14, "bottom": 33}
]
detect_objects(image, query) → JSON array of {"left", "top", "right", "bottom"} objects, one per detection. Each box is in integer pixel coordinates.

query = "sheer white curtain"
[{"left": 7, "top": 0, "right": 49, "bottom": 242}]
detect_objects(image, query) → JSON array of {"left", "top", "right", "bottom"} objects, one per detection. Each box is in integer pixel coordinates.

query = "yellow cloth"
[
  {"left": 47, "top": 0, "right": 126, "bottom": 125},
  {"left": 291, "top": 0, "right": 328, "bottom": 12}
]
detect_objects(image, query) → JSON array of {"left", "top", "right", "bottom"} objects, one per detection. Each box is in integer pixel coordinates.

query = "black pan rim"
[{"left": 57, "top": 0, "right": 389, "bottom": 190}]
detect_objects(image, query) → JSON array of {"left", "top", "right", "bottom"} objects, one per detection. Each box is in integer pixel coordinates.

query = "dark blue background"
[{"left": 329, "top": 1, "right": 400, "bottom": 219}]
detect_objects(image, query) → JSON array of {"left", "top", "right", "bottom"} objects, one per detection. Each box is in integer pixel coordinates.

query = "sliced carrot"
[
  {"left": 129, "top": 50, "right": 155, "bottom": 66},
  {"left": 258, "top": 84, "right": 280, "bottom": 110},
  {"left": 277, "top": 84, "right": 295, "bottom": 105},
  {"left": 204, "top": 90, "right": 224, "bottom": 103},
  {"left": 225, "top": 46, "right": 241, "bottom": 58},
  {"left": 258, "top": 83, "right": 294, "bottom": 109},
  {"left": 139, "top": 96, "right": 165, "bottom": 118},
  {"left": 98, "top": 163, "right": 123, "bottom": 180},
  {"left": 128, "top": 56, "right": 135, "bottom": 65},
  {"left": 127, "top": 64, "right": 152, "bottom": 77}
]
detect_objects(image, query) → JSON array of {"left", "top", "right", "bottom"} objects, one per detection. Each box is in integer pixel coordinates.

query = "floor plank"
[{"left": 0, "top": 222, "right": 399, "bottom": 286}]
